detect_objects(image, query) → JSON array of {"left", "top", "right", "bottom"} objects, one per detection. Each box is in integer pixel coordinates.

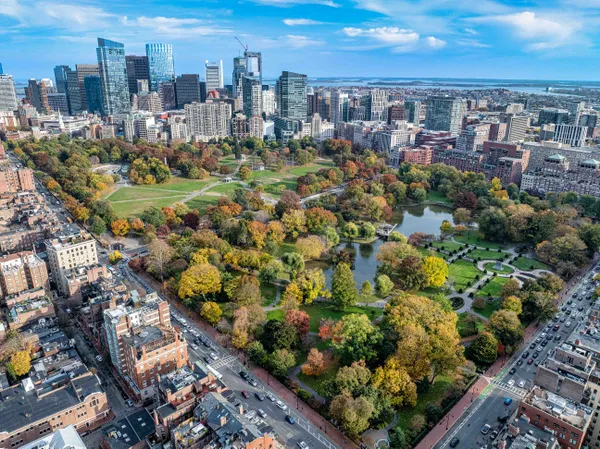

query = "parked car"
[
  {"left": 518, "top": 380, "right": 526, "bottom": 388},
  {"left": 285, "top": 415, "right": 295, "bottom": 424},
  {"left": 276, "top": 400, "right": 288, "bottom": 411},
  {"left": 258, "top": 409, "right": 267, "bottom": 418},
  {"left": 255, "top": 392, "right": 265, "bottom": 401},
  {"left": 509, "top": 367, "right": 516, "bottom": 375},
  {"left": 241, "top": 390, "right": 250, "bottom": 399},
  {"left": 449, "top": 438, "right": 460, "bottom": 448},
  {"left": 481, "top": 424, "right": 491, "bottom": 435},
  {"left": 527, "top": 358, "right": 534, "bottom": 365}
]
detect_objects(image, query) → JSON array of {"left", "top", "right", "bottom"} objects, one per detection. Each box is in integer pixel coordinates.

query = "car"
[
  {"left": 449, "top": 438, "right": 460, "bottom": 448},
  {"left": 567, "top": 299, "right": 573, "bottom": 304},
  {"left": 517, "top": 360, "right": 523, "bottom": 366},
  {"left": 276, "top": 400, "right": 288, "bottom": 411},
  {"left": 533, "top": 352, "right": 539, "bottom": 359},
  {"left": 255, "top": 392, "right": 265, "bottom": 401},
  {"left": 527, "top": 358, "right": 534, "bottom": 365},
  {"left": 126, "top": 399, "right": 134, "bottom": 407},
  {"left": 498, "top": 411, "right": 510, "bottom": 422},
  {"left": 566, "top": 310, "right": 572, "bottom": 315},
  {"left": 554, "top": 335, "right": 561, "bottom": 342},
  {"left": 209, "top": 352, "right": 219, "bottom": 361},
  {"left": 522, "top": 351, "right": 529, "bottom": 358},
  {"left": 566, "top": 321, "right": 572, "bottom": 327},
  {"left": 297, "top": 442, "right": 309, "bottom": 449},
  {"left": 579, "top": 306, "right": 585, "bottom": 311},
  {"left": 245, "top": 410, "right": 257, "bottom": 419},
  {"left": 518, "top": 380, "right": 526, "bottom": 388},
  {"left": 267, "top": 393, "right": 276, "bottom": 402},
  {"left": 241, "top": 390, "right": 250, "bottom": 399},
  {"left": 203, "top": 356, "right": 212, "bottom": 364},
  {"left": 509, "top": 367, "right": 516, "bottom": 374},
  {"left": 190, "top": 344, "right": 198, "bottom": 350},
  {"left": 546, "top": 334, "right": 553, "bottom": 340},
  {"left": 248, "top": 378, "right": 258, "bottom": 387},
  {"left": 491, "top": 430, "right": 499, "bottom": 440},
  {"left": 258, "top": 409, "right": 267, "bottom": 418},
  {"left": 481, "top": 424, "right": 491, "bottom": 435},
  {"left": 504, "top": 397, "right": 513, "bottom": 405},
  {"left": 535, "top": 337, "right": 542, "bottom": 343},
  {"left": 240, "top": 371, "right": 249, "bottom": 379},
  {"left": 560, "top": 316, "right": 567, "bottom": 322},
  {"left": 534, "top": 360, "right": 541, "bottom": 366},
  {"left": 553, "top": 315, "right": 559, "bottom": 322},
  {"left": 541, "top": 340, "right": 548, "bottom": 347},
  {"left": 285, "top": 415, "right": 295, "bottom": 424},
  {"left": 507, "top": 380, "right": 515, "bottom": 387},
  {"left": 96, "top": 355, "right": 103, "bottom": 362},
  {"left": 529, "top": 343, "right": 536, "bottom": 349},
  {"left": 553, "top": 324, "right": 560, "bottom": 331}
]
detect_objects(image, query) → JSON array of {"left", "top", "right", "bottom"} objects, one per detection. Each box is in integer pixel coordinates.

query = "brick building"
[
  {"left": 0, "top": 251, "right": 48, "bottom": 297},
  {"left": 0, "top": 167, "right": 35, "bottom": 194}
]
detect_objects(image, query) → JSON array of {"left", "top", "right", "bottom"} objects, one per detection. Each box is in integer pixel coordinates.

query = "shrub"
[{"left": 473, "top": 297, "right": 486, "bottom": 309}]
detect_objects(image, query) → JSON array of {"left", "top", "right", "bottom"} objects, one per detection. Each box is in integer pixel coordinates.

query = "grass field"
[
  {"left": 297, "top": 362, "right": 338, "bottom": 397},
  {"left": 478, "top": 277, "right": 510, "bottom": 299},
  {"left": 483, "top": 262, "right": 515, "bottom": 274},
  {"left": 472, "top": 298, "right": 500, "bottom": 319},
  {"left": 454, "top": 231, "right": 506, "bottom": 249},
  {"left": 469, "top": 249, "right": 508, "bottom": 261},
  {"left": 512, "top": 257, "right": 551, "bottom": 272},
  {"left": 431, "top": 241, "right": 463, "bottom": 252},
  {"left": 107, "top": 187, "right": 186, "bottom": 202},
  {"left": 448, "top": 259, "right": 481, "bottom": 291},
  {"left": 111, "top": 196, "right": 187, "bottom": 217},
  {"left": 205, "top": 182, "right": 243, "bottom": 194},
  {"left": 136, "top": 176, "right": 216, "bottom": 193},
  {"left": 184, "top": 196, "right": 220, "bottom": 213}
]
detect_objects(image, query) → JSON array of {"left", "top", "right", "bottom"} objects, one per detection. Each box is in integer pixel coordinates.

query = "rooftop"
[
  {"left": 102, "top": 409, "right": 155, "bottom": 449},
  {"left": 523, "top": 385, "right": 592, "bottom": 430},
  {"left": 122, "top": 326, "right": 164, "bottom": 349},
  {"left": 19, "top": 425, "right": 86, "bottom": 449}
]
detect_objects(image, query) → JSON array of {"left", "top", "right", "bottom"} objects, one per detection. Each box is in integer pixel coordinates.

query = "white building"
[
  {"left": 185, "top": 101, "right": 232, "bottom": 141},
  {"left": 373, "top": 126, "right": 415, "bottom": 164},
  {"left": 369, "top": 89, "right": 387, "bottom": 122},
  {"left": 0, "top": 75, "right": 18, "bottom": 111},
  {"left": 262, "top": 89, "right": 276, "bottom": 117},
  {"left": 554, "top": 124, "right": 587, "bottom": 147},
  {"left": 504, "top": 114, "right": 529, "bottom": 143},
  {"left": 205, "top": 60, "right": 224, "bottom": 91},
  {"left": 136, "top": 91, "right": 162, "bottom": 113},
  {"left": 330, "top": 90, "right": 348, "bottom": 124},
  {"left": 20, "top": 425, "right": 86, "bottom": 449}
]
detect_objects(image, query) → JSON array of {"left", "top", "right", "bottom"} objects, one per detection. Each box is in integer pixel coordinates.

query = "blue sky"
[{"left": 1, "top": 0, "right": 600, "bottom": 81}]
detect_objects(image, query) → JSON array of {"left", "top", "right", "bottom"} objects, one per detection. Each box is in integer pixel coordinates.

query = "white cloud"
[
  {"left": 457, "top": 38, "right": 490, "bottom": 48},
  {"left": 283, "top": 18, "right": 325, "bottom": 26},
  {"left": 283, "top": 34, "right": 325, "bottom": 47},
  {"left": 250, "top": 0, "right": 340, "bottom": 7},
  {"left": 342, "top": 26, "right": 445, "bottom": 52},
  {"left": 120, "top": 16, "right": 232, "bottom": 38},
  {"left": 464, "top": 27, "right": 478, "bottom": 35},
  {"left": 470, "top": 11, "right": 581, "bottom": 50}
]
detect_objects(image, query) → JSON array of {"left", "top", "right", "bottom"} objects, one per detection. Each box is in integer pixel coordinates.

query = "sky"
[{"left": 1, "top": 0, "right": 600, "bottom": 82}]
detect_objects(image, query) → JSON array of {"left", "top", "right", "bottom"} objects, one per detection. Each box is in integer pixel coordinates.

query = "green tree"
[
  {"left": 332, "top": 263, "right": 357, "bottom": 309},
  {"left": 269, "top": 349, "right": 296, "bottom": 377},
  {"left": 375, "top": 274, "right": 394, "bottom": 296},
  {"left": 360, "top": 280, "right": 373, "bottom": 299},
  {"left": 487, "top": 310, "right": 523, "bottom": 352},
  {"left": 478, "top": 207, "right": 509, "bottom": 242},
  {"left": 90, "top": 215, "right": 107, "bottom": 235},
  {"left": 330, "top": 314, "right": 382, "bottom": 364},
  {"left": 259, "top": 260, "right": 284, "bottom": 284},
  {"left": 388, "top": 427, "right": 408, "bottom": 449},
  {"left": 141, "top": 206, "right": 166, "bottom": 227},
  {"left": 468, "top": 331, "right": 498, "bottom": 365},
  {"left": 329, "top": 392, "right": 375, "bottom": 437},
  {"left": 281, "top": 252, "right": 305, "bottom": 280}
]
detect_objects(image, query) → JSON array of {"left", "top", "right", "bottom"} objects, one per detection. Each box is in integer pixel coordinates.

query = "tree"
[
  {"left": 301, "top": 348, "right": 326, "bottom": 376},
  {"left": 430, "top": 292, "right": 453, "bottom": 313},
  {"left": 109, "top": 251, "right": 122, "bottom": 264},
  {"left": 425, "top": 403, "right": 444, "bottom": 424},
  {"left": 147, "top": 239, "right": 175, "bottom": 281},
  {"left": 306, "top": 207, "right": 338, "bottom": 234},
  {"left": 332, "top": 263, "right": 357, "bottom": 310},
  {"left": 259, "top": 260, "right": 284, "bottom": 284},
  {"left": 372, "top": 357, "right": 417, "bottom": 407},
  {"left": 239, "top": 165, "right": 252, "bottom": 180},
  {"left": 329, "top": 392, "right": 375, "bottom": 437},
  {"left": 178, "top": 264, "right": 222, "bottom": 302},
  {"left": 281, "top": 252, "right": 305, "bottom": 280},
  {"left": 323, "top": 226, "right": 340, "bottom": 248},
  {"left": 454, "top": 191, "right": 478, "bottom": 210},
  {"left": 453, "top": 208, "right": 471, "bottom": 225},
  {"left": 388, "top": 427, "right": 408, "bottom": 449},
  {"left": 487, "top": 310, "right": 523, "bottom": 352},
  {"left": 247, "top": 221, "right": 268, "bottom": 249},
  {"left": 580, "top": 224, "right": 600, "bottom": 257},
  {"left": 281, "top": 282, "right": 303, "bottom": 310},
  {"left": 500, "top": 278, "right": 521, "bottom": 301},
  {"left": 269, "top": 349, "right": 296, "bottom": 377},
  {"left": 501, "top": 295, "right": 523, "bottom": 315},
  {"left": 260, "top": 319, "right": 299, "bottom": 352},
  {"left": 296, "top": 268, "right": 328, "bottom": 304},
  {"left": 111, "top": 219, "right": 130, "bottom": 237},
  {"left": 232, "top": 307, "right": 250, "bottom": 348},
  {"left": 330, "top": 314, "right": 382, "bottom": 364},
  {"left": 200, "top": 302, "right": 222, "bottom": 325},
  {"left": 8, "top": 350, "right": 31, "bottom": 377},
  {"left": 440, "top": 220, "right": 453, "bottom": 235},
  {"left": 296, "top": 235, "right": 326, "bottom": 260},
  {"left": 281, "top": 209, "right": 307, "bottom": 239},
  {"left": 375, "top": 274, "right": 394, "bottom": 296},
  {"left": 468, "top": 331, "right": 498, "bottom": 365},
  {"left": 275, "top": 190, "right": 302, "bottom": 217},
  {"left": 285, "top": 309, "right": 310, "bottom": 339},
  {"left": 141, "top": 206, "right": 166, "bottom": 227},
  {"left": 360, "top": 280, "right": 373, "bottom": 299},
  {"left": 422, "top": 256, "right": 448, "bottom": 288},
  {"left": 479, "top": 207, "right": 509, "bottom": 241},
  {"left": 90, "top": 215, "right": 107, "bottom": 235}
]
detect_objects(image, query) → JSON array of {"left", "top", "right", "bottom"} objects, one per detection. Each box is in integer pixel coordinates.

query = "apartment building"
[
  {"left": 0, "top": 167, "right": 35, "bottom": 194},
  {"left": 45, "top": 232, "right": 98, "bottom": 295},
  {"left": 0, "top": 251, "right": 48, "bottom": 297},
  {"left": 19, "top": 425, "right": 86, "bottom": 449},
  {"left": 7, "top": 291, "right": 55, "bottom": 329}
]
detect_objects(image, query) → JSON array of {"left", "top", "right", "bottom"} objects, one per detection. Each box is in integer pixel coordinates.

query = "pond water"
[{"left": 307, "top": 204, "right": 455, "bottom": 288}]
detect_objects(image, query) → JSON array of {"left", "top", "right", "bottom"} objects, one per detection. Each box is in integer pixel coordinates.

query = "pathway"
[{"left": 289, "top": 365, "right": 327, "bottom": 402}]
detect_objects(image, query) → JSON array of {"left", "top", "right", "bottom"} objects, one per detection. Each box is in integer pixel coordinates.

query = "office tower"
[
  {"left": 232, "top": 113, "right": 248, "bottom": 138},
  {"left": 424, "top": 96, "right": 465, "bottom": 135},
  {"left": 538, "top": 108, "right": 569, "bottom": 126},
  {"left": 568, "top": 101, "right": 585, "bottom": 125},
  {"left": 125, "top": 55, "right": 150, "bottom": 95},
  {"left": 159, "top": 82, "right": 177, "bottom": 111},
  {"left": 262, "top": 88, "right": 276, "bottom": 116},
  {"left": 146, "top": 43, "right": 175, "bottom": 92},
  {"left": 76, "top": 63, "right": 99, "bottom": 111},
  {"left": 307, "top": 91, "right": 319, "bottom": 117},
  {"left": 47, "top": 93, "right": 69, "bottom": 114},
  {"left": 554, "top": 124, "right": 587, "bottom": 147},
  {"left": 404, "top": 100, "right": 422, "bottom": 124},
  {"left": 331, "top": 90, "right": 349, "bottom": 124},
  {"left": 368, "top": 89, "right": 387, "bottom": 121},
  {"left": 242, "top": 76, "right": 262, "bottom": 118},
  {"left": 277, "top": 71, "right": 307, "bottom": 120},
  {"left": 0, "top": 75, "right": 18, "bottom": 111},
  {"left": 26, "top": 79, "right": 51, "bottom": 112},
  {"left": 232, "top": 56, "right": 247, "bottom": 98},
  {"left": 65, "top": 68, "right": 82, "bottom": 114},
  {"left": 0, "top": 63, "right": 3, "bottom": 75},
  {"left": 205, "top": 60, "right": 224, "bottom": 91},
  {"left": 97, "top": 38, "right": 130, "bottom": 115},
  {"left": 185, "top": 101, "right": 232, "bottom": 140},
  {"left": 245, "top": 51, "right": 262, "bottom": 83},
  {"left": 175, "top": 74, "right": 202, "bottom": 109},
  {"left": 54, "top": 65, "right": 69, "bottom": 94},
  {"left": 137, "top": 79, "right": 149, "bottom": 93},
  {"left": 504, "top": 114, "right": 529, "bottom": 143},
  {"left": 84, "top": 76, "right": 104, "bottom": 115}
]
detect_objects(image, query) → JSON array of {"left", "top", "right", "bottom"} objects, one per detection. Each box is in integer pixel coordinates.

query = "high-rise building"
[
  {"left": 175, "top": 74, "right": 202, "bottom": 109},
  {"left": 0, "top": 251, "right": 48, "bottom": 297},
  {"left": 404, "top": 100, "right": 422, "bottom": 124},
  {"left": 84, "top": 76, "right": 104, "bottom": 115},
  {"left": 368, "top": 89, "right": 387, "bottom": 121},
  {"left": 538, "top": 108, "right": 569, "bottom": 126},
  {"left": 159, "top": 82, "right": 177, "bottom": 111},
  {"left": 424, "top": 96, "right": 465, "bottom": 135},
  {"left": 0, "top": 63, "right": 3, "bottom": 75},
  {"left": 262, "top": 87, "right": 276, "bottom": 117},
  {"left": 185, "top": 101, "right": 232, "bottom": 141},
  {"left": 249, "top": 115, "right": 264, "bottom": 138},
  {"left": 232, "top": 51, "right": 261, "bottom": 100},
  {"left": 504, "top": 114, "right": 529, "bottom": 143},
  {"left": 245, "top": 51, "right": 262, "bottom": 84},
  {"left": 136, "top": 91, "right": 162, "bottom": 113},
  {"left": 65, "top": 68, "right": 82, "bottom": 114},
  {"left": 53, "top": 65, "right": 69, "bottom": 94},
  {"left": 232, "top": 56, "right": 247, "bottom": 99},
  {"left": 97, "top": 38, "right": 130, "bottom": 115},
  {"left": 330, "top": 90, "right": 349, "bottom": 124},
  {"left": 277, "top": 71, "right": 307, "bottom": 120},
  {"left": 242, "top": 76, "right": 262, "bottom": 118},
  {"left": 125, "top": 55, "right": 150, "bottom": 95},
  {"left": 47, "top": 93, "right": 69, "bottom": 114},
  {"left": 146, "top": 43, "right": 175, "bottom": 92},
  {"left": 0, "top": 75, "right": 18, "bottom": 111},
  {"left": 455, "top": 123, "right": 491, "bottom": 152},
  {"left": 568, "top": 101, "right": 585, "bottom": 125},
  {"left": 205, "top": 60, "right": 224, "bottom": 92},
  {"left": 76, "top": 63, "right": 99, "bottom": 111},
  {"left": 554, "top": 124, "right": 587, "bottom": 147},
  {"left": 26, "top": 79, "right": 50, "bottom": 113}
]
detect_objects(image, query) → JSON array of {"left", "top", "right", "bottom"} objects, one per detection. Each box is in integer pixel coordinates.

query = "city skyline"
[{"left": 2, "top": 0, "right": 600, "bottom": 81}]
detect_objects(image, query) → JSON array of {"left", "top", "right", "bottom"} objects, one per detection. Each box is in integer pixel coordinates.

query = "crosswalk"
[
  {"left": 491, "top": 378, "right": 527, "bottom": 398},
  {"left": 209, "top": 355, "right": 237, "bottom": 370}
]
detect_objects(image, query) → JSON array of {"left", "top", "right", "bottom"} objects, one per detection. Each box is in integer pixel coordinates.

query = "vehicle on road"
[
  {"left": 449, "top": 438, "right": 460, "bottom": 448},
  {"left": 276, "top": 400, "right": 288, "bottom": 411},
  {"left": 481, "top": 424, "right": 491, "bottom": 435},
  {"left": 240, "top": 371, "right": 249, "bottom": 380},
  {"left": 248, "top": 378, "right": 258, "bottom": 387},
  {"left": 126, "top": 399, "right": 134, "bottom": 407},
  {"left": 566, "top": 321, "right": 572, "bottom": 327},
  {"left": 203, "top": 356, "right": 212, "bottom": 364},
  {"left": 241, "top": 390, "right": 250, "bottom": 399},
  {"left": 298, "top": 442, "right": 309, "bottom": 449},
  {"left": 96, "top": 355, "right": 103, "bottom": 362},
  {"left": 529, "top": 343, "right": 536, "bottom": 349},
  {"left": 518, "top": 380, "right": 526, "bottom": 388},
  {"left": 190, "top": 344, "right": 198, "bottom": 350},
  {"left": 255, "top": 392, "right": 265, "bottom": 401},
  {"left": 504, "top": 397, "right": 512, "bottom": 405},
  {"left": 509, "top": 368, "right": 516, "bottom": 374},
  {"left": 258, "top": 409, "right": 267, "bottom": 418},
  {"left": 498, "top": 411, "right": 510, "bottom": 422},
  {"left": 267, "top": 393, "right": 276, "bottom": 402},
  {"left": 517, "top": 360, "right": 523, "bottom": 366},
  {"left": 285, "top": 415, "right": 295, "bottom": 424},
  {"left": 209, "top": 352, "right": 219, "bottom": 360},
  {"left": 527, "top": 358, "right": 534, "bottom": 365},
  {"left": 522, "top": 351, "right": 529, "bottom": 358}
]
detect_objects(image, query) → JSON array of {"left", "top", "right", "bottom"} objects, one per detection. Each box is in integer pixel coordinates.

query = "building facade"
[
  {"left": 277, "top": 71, "right": 307, "bottom": 120},
  {"left": 146, "top": 44, "right": 175, "bottom": 92},
  {"left": 97, "top": 38, "right": 130, "bottom": 115},
  {"left": 204, "top": 60, "right": 224, "bottom": 92},
  {"left": 125, "top": 55, "right": 150, "bottom": 95},
  {"left": 424, "top": 96, "right": 465, "bottom": 135},
  {"left": 185, "top": 102, "right": 232, "bottom": 141}
]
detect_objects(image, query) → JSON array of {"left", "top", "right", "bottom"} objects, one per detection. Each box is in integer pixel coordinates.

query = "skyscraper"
[
  {"left": 97, "top": 38, "right": 130, "bottom": 115},
  {"left": 76, "top": 64, "right": 99, "bottom": 111},
  {"left": 0, "top": 75, "right": 18, "bottom": 111},
  {"left": 232, "top": 51, "right": 261, "bottom": 100},
  {"left": 54, "top": 65, "right": 69, "bottom": 94},
  {"left": 84, "top": 76, "right": 104, "bottom": 115},
  {"left": 175, "top": 74, "right": 202, "bottom": 109},
  {"left": 404, "top": 100, "right": 422, "bottom": 124},
  {"left": 65, "top": 68, "right": 82, "bottom": 114},
  {"left": 159, "top": 82, "right": 177, "bottom": 111},
  {"left": 125, "top": 55, "right": 150, "bottom": 95},
  {"left": 277, "top": 71, "right": 307, "bottom": 120},
  {"left": 26, "top": 79, "right": 50, "bottom": 113},
  {"left": 504, "top": 114, "right": 529, "bottom": 143},
  {"left": 424, "top": 96, "right": 465, "bottom": 135},
  {"left": 146, "top": 43, "right": 175, "bottom": 92},
  {"left": 330, "top": 90, "right": 349, "bottom": 124},
  {"left": 0, "top": 64, "right": 3, "bottom": 75},
  {"left": 242, "top": 76, "right": 262, "bottom": 118},
  {"left": 367, "top": 89, "right": 387, "bottom": 121},
  {"left": 185, "top": 102, "right": 232, "bottom": 140},
  {"left": 245, "top": 51, "right": 262, "bottom": 84},
  {"left": 232, "top": 56, "right": 247, "bottom": 99},
  {"left": 205, "top": 60, "right": 224, "bottom": 92}
]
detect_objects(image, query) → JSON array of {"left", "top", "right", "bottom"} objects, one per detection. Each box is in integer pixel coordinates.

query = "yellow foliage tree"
[
  {"left": 201, "top": 302, "right": 222, "bottom": 325},
  {"left": 178, "top": 264, "right": 222, "bottom": 301},
  {"left": 422, "top": 256, "right": 448, "bottom": 288},
  {"left": 8, "top": 350, "right": 31, "bottom": 377},
  {"left": 502, "top": 295, "right": 523, "bottom": 315},
  {"left": 111, "top": 219, "right": 131, "bottom": 237},
  {"left": 372, "top": 357, "right": 417, "bottom": 407}
]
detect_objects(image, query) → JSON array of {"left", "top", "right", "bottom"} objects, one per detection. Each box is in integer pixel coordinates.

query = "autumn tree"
[
  {"left": 269, "top": 349, "right": 296, "bottom": 377},
  {"left": 281, "top": 282, "right": 303, "bottom": 311},
  {"left": 422, "top": 256, "right": 448, "bottom": 288},
  {"left": 147, "top": 239, "right": 175, "bottom": 281},
  {"left": 305, "top": 207, "right": 338, "bottom": 234},
  {"left": 201, "top": 302, "right": 222, "bottom": 325},
  {"left": 8, "top": 350, "right": 31, "bottom": 377},
  {"left": 281, "top": 209, "right": 307, "bottom": 239},
  {"left": 285, "top": 309, "right": 310, "bottom": 339},
  {"left": 296, "top": 268, "right": 328, "bottom": 304},
  {"left": 111, "top": 219, "right": 130, "bottom": 237},
  {"left": 232, "top": 307, "right": 250, "bottom": 348},
  {"left": 440, "top": 220, "right": 453, "bottom": 235},
  {"left": 258, "top": 259, "right": 284, "bottom": 284},
  {"left": 178, "top": 264, "right": 222, "bottom": 303},
  {"left": 296, "top": 235, "right": 326, "bottom": 260},
  {"left": 329, "top": 392, "right": 375, "bottom": 437},
  {"left": 501, "top": 295, "right": 523, "bottom": 315},
  {"left": 375, "top": 275, "right": 394, "bottom": 296},
  {"left": 248, "top": 221, "right": 269, "bottom": 249},
  {"left": 372, "top": 357, "right": 417, "bottom": 407},
  {"left": 108, "top": 251, "right": 122, "bottom": 264},
  {"left": 453, "top": 208, "right": 472, "bottom": 225},
  {"left": 500, "top": 278, "right": 521, "bottom": 301},
  {"left": 360, "top": 280, "right": 373, "bottom": 299},
  {"left": 332, "top": 263, "right": 357, "bottom": 310},
  {"left": 487, "top": 310, "right": 523, "bottom": 352},
  {"left": 301, "top": 348, "right": 326, "bottom": 376}
]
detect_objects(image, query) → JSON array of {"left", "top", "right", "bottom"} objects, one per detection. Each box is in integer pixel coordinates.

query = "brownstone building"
[
  {"left": 0, "top": 167, "right": 35, "bottom": 194},
  {"left": 0, "top": 251, "right": 48, "bottom": 297}
]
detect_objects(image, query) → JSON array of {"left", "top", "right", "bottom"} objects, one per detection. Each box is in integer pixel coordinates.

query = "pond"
[{"left": 307, "top": 204, "right": 455, "bottom": 288}]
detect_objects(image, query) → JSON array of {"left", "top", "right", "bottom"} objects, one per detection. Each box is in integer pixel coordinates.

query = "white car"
[
  {"left": 96, "top": 355, "right": 103, "bottom": 362},
  {"left": 507, "top": 379, "right": 515, "bottom": 387},
  {"left": 481, "top": 424, "right": 491, "bottom": 435},
  {"left": 565, "top": 321, "right": 572, "bottom": 327},
  {"left": 298, "top": 442, "right": 309, "bottom": 449},
  {"left": 190, "top": 344, "right": 198, "bottom": 350},
  {"left": 210, "top": 352, "right": 219, "bottom": 361},
  {"left": 276, "top": 400, "right": 288, "bottom": 411},
  {"left": 267, "top": 393, "right": 276, "bottom": 402},
  {"left": 518, "top": 380, "right": 526, "bottom": 388},
  {"left": 258, "top": 409, "right": 267, "bottom": 418}
]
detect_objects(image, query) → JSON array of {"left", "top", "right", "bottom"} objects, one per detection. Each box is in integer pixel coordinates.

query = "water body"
[{"left": 308, "top": 204, "right": 455, "bottom": 288}]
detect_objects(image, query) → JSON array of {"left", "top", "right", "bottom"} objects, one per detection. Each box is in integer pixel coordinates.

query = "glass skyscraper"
[
  {"left": 96, "top": 38, "right": 130, "bottom": 115},
  {"left": 277, "top": 71, "right": 307, "bottom": 120},
  {"left": 53, "top": 65, "right": 69, "bottom": 94},
  {"left": 84, "top": 76, "right": 104, "bottom": 115},
  {"left": 146, "top": 43, "right": 175, "bottom": 92}
]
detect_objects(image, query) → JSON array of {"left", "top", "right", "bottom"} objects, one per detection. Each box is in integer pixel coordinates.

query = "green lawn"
[
  {"left": 427, "top": 190, "right": 452, "bottom": 204},
  {"left": 111, "top": 196, "right": 187, "bottom": 217},
  {"left": 263, "top": 180, "right": 298, "bottom": 197},
  {"left": 260, "top": 284, "right": 278, "bottom": 307},
  {"left": 107, "top": 187, "right": 185, "bottom": 202},
  {"left": 206, "top": 182, "right": 243, "bottom": 194},
  {"left": 220, "top": 156, "right": 241, "bottom": 168},
  {"left": 469, "top": 249, "right": 508, "bottom": 261},
  {"left": 431, "top": 241, "right": 463, "bottom": 252},
  {"left": 297, "top": 362, "right": 338, "bottom": 397},
  {"left": 396, "top": 375, "right": 454, "bottom": 431},
  {"left": 477, "top": 277, "right": 509, "bottom": 299},
  {"left": 185, "top": 196, "right": 220, "bottom": 213},
  {"left": 448, "top": 260, "right": 482, "bottom": 291},
  {"left": 454, "top": 231, "right": 506, "bottom": 249},
  {"left": 136, "top": 176, "right": 216, "bottom": 193},
  {"left": 472, "top": 298, "right": 500, "bottom": 319},
  {"left": 483, "top": 262, "right": 514, "bottom": 274},
  {"left": 276, "top": 242, "right": 298, "bottom": 257},
  {"left": 512, "top": 257, "right": 551, "bottom": 272}
]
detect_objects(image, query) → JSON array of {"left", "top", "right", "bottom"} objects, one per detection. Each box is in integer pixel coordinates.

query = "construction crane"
[{"left": 235, "top": 37, "right": 248, "bottom": 52}]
